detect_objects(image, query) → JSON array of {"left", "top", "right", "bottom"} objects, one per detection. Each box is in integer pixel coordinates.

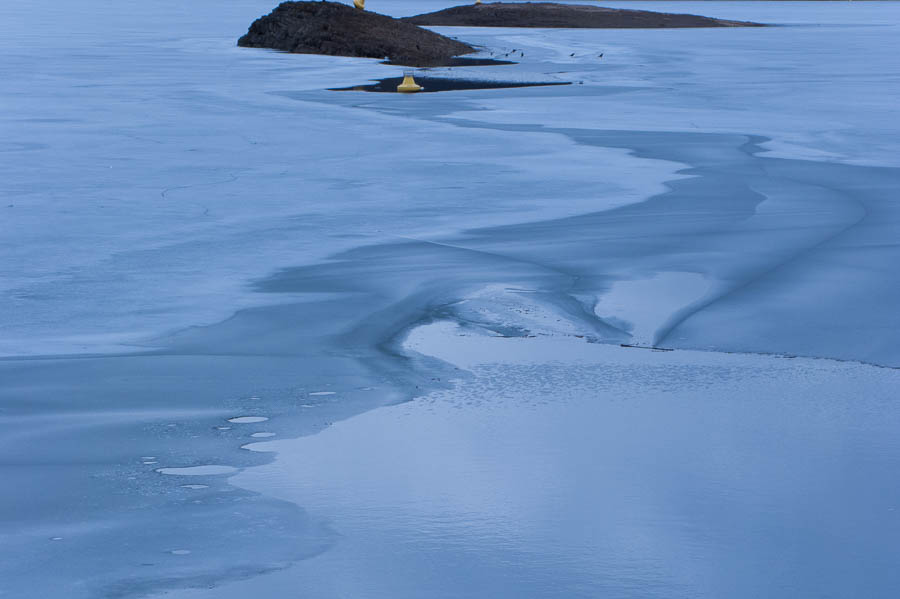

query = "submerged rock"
[
  {"left": 404, "top": 2, "right": 765, "bottom": 28},
  {"left": 237, "top": 1, "right": 476, "bottom": 66}
]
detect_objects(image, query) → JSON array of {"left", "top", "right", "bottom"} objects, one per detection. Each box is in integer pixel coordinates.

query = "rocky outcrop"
[
  {"left": 238, "top": 1, "right": 476, "bottom": 66},
  {"left": 403, "top": 2, "right": 765, "bottom": 28}
]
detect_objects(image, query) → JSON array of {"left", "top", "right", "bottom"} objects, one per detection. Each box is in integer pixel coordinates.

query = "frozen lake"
[
  {"left": 2, "top": 1, "right": 900, "bottom": 597},
  {"left": 178, "top": 322, "right": 900, "bottom": 599}
]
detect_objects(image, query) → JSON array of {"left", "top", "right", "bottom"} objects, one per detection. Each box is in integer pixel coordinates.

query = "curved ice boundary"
[
  {"left": 5, "top": 124, "right": 898, "bottom": 599},
  {"left": 6, "top": 123, "right": 899, "bottom": 599}
]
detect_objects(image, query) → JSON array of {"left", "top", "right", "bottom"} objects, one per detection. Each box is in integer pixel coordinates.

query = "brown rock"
[
  {"left": 237, "top": 1, "right": 476, "bottom": 66},
  {"left": 403, "top": 2, "right": 765, "bottom": 28}
]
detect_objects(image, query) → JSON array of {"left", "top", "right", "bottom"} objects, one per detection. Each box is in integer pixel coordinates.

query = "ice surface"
[
  {"left": 0, "top": 0, "right": 678, "bottom": 357},
  {"left": 156, "top": 465, "right": 238, "bottom": 476},
  {"left": 226, "top": 416, "right": 269, "bottom": 423},
  {"left": 594, "top": 271, "right": 709, "bottom": 346},
  {"left": 162, "top": 322, "right": 900, "bottom": 599},
  {"left": 3, "top": 1, "right": 900, "bottom": 598},
  {"left": 241, "top": 442, "right": 275, "bottom": 453}
]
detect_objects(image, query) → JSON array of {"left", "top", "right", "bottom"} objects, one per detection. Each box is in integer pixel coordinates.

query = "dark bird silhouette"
[{"left": 599, "top": 53, "right": 604, "bottom": 59}]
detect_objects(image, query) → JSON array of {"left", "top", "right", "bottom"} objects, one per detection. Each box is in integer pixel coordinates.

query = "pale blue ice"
[{"left": 2, "top": 1, "right": 900, "bottom": 598}]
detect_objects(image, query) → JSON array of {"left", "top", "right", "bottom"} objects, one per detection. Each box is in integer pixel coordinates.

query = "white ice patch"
[
  {"left": 251, "top": 432, "right": 277, "bottom": 438},
  {"left": 309, "top": 391, "right": 336, "bottom": 396},
  {"left": 594, "top": 272, "right": 709, "bottom": 347},
  {"left": 241, "top": 443, "right": 275, "bottom": 453},
  {"left": 405, "top": 320, "right": 592, "bottom": 369},
  {"left": 450, "top": 284, "right": 587, "bottom": 338},
  {"left": 227, "top": 416, "right": 268, "bottom": 424}
]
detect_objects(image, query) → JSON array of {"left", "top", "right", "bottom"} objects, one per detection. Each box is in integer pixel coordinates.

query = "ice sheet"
[
  {"left": 0, "top": 0, "right": 677, "bottom": 356},
  {"left": 3, "top": 2, "right": 900, "bottom": 598},
  {"left": 159, "top": 322, "right": 900, "bottom": 599}
]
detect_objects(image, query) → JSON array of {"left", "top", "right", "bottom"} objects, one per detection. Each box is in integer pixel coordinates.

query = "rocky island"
[
  {"left": 237, "top": 1, "right": 476, "bottom": 66},
  {"left": 237, "top": 2, "right": 763, "bottom": 67},
  {"left": 404, "top": 2, "right": 764, "bottom": 28}
]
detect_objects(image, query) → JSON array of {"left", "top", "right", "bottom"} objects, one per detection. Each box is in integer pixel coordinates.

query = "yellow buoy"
[
  {"left": 353, "top": 0, "right": 365, "bottom": 9},
  {"left": 397, "top": 71, "right": 423, "bottom": 93}
]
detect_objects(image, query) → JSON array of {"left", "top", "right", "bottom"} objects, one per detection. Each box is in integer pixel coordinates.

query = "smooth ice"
[
  {"left": 172, "top": 322, "right": 900, "bottom": 599},
  {"left": 3, "top": 1, "right": 900, "bottom": 598}
]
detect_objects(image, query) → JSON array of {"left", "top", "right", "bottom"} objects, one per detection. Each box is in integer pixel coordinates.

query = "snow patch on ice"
[
  {"left": 594, "top": 272, "right": 710, "bottom": 347},
  {"left": 241, "top": 443, "right": 275, "bottom": 453}
]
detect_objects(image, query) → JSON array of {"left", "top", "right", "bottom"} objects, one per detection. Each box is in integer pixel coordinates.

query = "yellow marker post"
[
  {"left": 397, "top": 70, "right": 423, "bottom": 93},
  {"left": 353, "top": 0, "right": 365, "bottom": 9}
]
